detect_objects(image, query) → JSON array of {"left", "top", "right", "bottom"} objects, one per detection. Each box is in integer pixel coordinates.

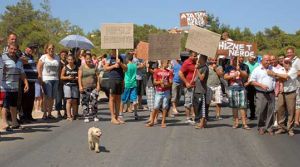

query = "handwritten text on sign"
[
  {"left": 180, "top": 11, "right": 208, "bottom": 27},
  {"left": 218, "top": 41, "right": 257, "bottom": 57}
]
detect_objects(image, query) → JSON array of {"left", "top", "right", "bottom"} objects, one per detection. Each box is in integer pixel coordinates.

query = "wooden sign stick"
[{"left": 190, "top": 54, "right": 200, "bottom": 84}]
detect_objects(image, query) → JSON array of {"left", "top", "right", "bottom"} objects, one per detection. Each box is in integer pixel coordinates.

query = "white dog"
[{"left": 88, "top": 127, "right": 102, "bottom": 153}]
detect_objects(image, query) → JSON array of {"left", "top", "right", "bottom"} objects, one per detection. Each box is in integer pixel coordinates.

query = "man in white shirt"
[
  {"left": 285, "top": 47, "right": 300, "bottom": 127},
  {"left": 267, "top": 57, "right": 298, "bottom": 136},
  {"left": 250, "top": 55, "right": 276, "bottom": 135}
]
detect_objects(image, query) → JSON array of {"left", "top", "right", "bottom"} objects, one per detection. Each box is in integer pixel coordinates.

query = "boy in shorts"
[
  {"left": 120, "top": 54, "right": 138, "bottom": 121},
  {"left": 147, "top": 60, "right": 173, "bottom": 128}
]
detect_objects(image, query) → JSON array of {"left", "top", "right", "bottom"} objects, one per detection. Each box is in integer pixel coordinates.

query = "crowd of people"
[{"left": 0, "top": 32, "right": 300, "bottom": 137}]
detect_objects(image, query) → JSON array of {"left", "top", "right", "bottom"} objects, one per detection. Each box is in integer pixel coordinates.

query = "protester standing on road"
[
  {"left": 193, "top": 55, "right": 209, "bottom": 129},
  {"left": 250, "top": 55, "right": 276, "bottom": 135},
  {"left": 145, "top": 61, "right": 158, "bottom": 123},
  {"left": 61, "top": 54, "right": 79, "bottom": 121},
  {"left": 179, "top": 51, "right": 197, "bottom": 124},
  {"left": 206, "top": 57, "right": 224, "bottom": 120},
  {"left": 285, "top": 47, "right": 300, "bottom": 127},
  {"left": 267, "top": 57, "right": 298, "bottom": 136},
  {"left": 78, "top": 53, "right": 100, "bottom": 123},
  {"left": 133, "top": 53, "right": 146, "bottom": 110},
  {"left": 147, "top": 60, "right": 173, "bottom": 128},
  {"left": 170, "top": 59, "right": 182, "bottom": 116},
  {"left": 224, "top": 57, "right": 250, "bottom": 130},
  {"left": 20, "top": 44, "right": 38, "bottom": 123},
  {"left": 55, "top": 50, "right": 67, "bottom": 118},
  {"left": 245, "top": 55, "right": 259, "bottom": 120},
  {"left": 104, "top": 49, "right": 126, "bottom": 125},
  {"left": 37, "top": 43, "right": 60, "bottom": 120},
  {"left": 1, "top": 43, "right": 29, "bottom": 131},
  {"left": 119, "top": 54, "right": 139, "bottom": 122}
]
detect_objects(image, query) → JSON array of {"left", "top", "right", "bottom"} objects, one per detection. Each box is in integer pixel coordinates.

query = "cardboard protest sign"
[
  {"left": 217, "top": 41, "right": 257, "bottom": 57},
  {"left": 101, "top": 23, "right": 134, "bottom": 49},
  {"left": 180, "top": 11, "right": 208, "bottom": 27},
  {"left": 148, "top": 33, "right": 181, "bottom": 61},
  {"left": 136, "top": 41, "right": 149, "bottom": 60},
  {"left": 185, "top": 26, "right": 221, "bottom": 57}
]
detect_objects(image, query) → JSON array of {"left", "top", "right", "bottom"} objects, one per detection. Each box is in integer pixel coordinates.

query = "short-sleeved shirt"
[
  {"left": 39, "top": 54, "right": 60, "bottom": 81},
  {"left": 124, "top": 63, "right": 137, "bottom": 88},
  {"left": 225, "top": 64, "right": 249, "bottom": 86},
  {"left": 194, "top": 65, "right": 209, "bottom": 94},
  {"left": 172, "top": 62, "right": 182, "bottom": 84},
  {"left": 180, "top": 57, "right": 195, "bottom": 86},
  {"left": 245, "top": 61, "right": 259, "bottom": 75},
  {"left": 107, "top": 56, "right": 124, "bottom": 80},
  {"left": 207, "top": 65, "right": 222, "bottom": 87},
  {"left": 291, "top": 56, "right": 300, "bottom": 86},
  {"left": 153, "top": 68, "right": 173, "bottom": 92},
  {"left": 146, "top": 62, "right": 158, "bottom": 87},
  {"left": 1, "top": 53, "right": 25, "bottom": 92},
  {"left": 276, "top": 66, "right": 298, "bottom": 92},
  {"left": 22, "top": 53, "right": 38, "bottom": 83},
  {"left": 63, "top": 65, "right": 78, "bottom": 86},
  {"left": 133, "top": 57, "right": 144, "bottom": 81},
  {"left": 249, "top": 65, "right": 276, "bottom": 92}
]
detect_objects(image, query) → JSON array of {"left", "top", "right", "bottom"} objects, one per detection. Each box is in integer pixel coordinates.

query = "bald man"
[{"left": 250, "top": 55, "right": 276, "bottom": 135}]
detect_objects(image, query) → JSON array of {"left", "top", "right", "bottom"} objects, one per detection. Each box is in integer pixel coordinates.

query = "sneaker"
[
  {"left": 94, "top": 117, "right": 99, "bottom": 122},
  {"left": 84, "top": 117, "right": 90, "bottom": 123},
  {"left": 185, "top": 118, "right": 195, "bottom": 125}
]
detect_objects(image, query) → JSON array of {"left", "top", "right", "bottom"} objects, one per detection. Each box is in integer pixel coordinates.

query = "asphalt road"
[{"left": 0, "top": 100, "right": 300, "bottom": 167}]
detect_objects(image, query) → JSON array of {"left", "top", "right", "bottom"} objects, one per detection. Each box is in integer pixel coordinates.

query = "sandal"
[
  {"left": 161, "top": 124, "right": 167, "bottom": 128},
  {"left": 42, "top": 115, "right": 48, "bottom": 120},
  {"left": 47, "top": 115, "right": 55, "bottom": 119},
  {"left": 0, "top": 126, "right": 13, "bottom": 132},
  {"left": 232, "top": 123, "right": 239, "bottom": 129},
  {"left": 242, "top": 125, "right": 251, "bottom": 130},
  {"left": 146, "top": 123, "right": 154, "bottom": 127},
  {"left": 66, "top": 117, "right": 73, "bottom": 121},
  {"left": 11, "top": 125, "right": 24, "bottom": 130}
]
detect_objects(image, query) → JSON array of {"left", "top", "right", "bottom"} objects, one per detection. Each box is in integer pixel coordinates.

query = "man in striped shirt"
[
  {"left": 19, "top": 44, "right": 39, "bottom": 123},
  {"left": 1, "top": 43, "right": 28, "bottom": 131}
]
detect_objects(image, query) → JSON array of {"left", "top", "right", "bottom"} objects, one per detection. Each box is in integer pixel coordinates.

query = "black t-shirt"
[
  {"left": 194, "top": 65, "right": 209, "bottom": 94},
  {"left": 64, "top": 65, "right": 78, "bottom": 86},
  {"left": 107, "top": 56, "right": 124, "bottom": 80},
  {"left": 146, "top": 62, "right": 158, "bottom": 87}
]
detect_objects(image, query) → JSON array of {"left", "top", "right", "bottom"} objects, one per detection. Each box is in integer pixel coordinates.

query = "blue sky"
[{"left": 1, "top": 0, "right": 299, "bottom": 34}]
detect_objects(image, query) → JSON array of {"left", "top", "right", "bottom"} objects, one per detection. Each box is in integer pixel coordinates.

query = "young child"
[
  {"left": 61, "top": 54, "right": 79, "bottom": 121},
  {"left": 78, "top": 53, "right": 100, "bottom": 123},
  {"left": 119, "top": 54, "right": 139, "bottom": 122},
  {"left": 146, "top": 60, "right": 173, "bottom": 128}
]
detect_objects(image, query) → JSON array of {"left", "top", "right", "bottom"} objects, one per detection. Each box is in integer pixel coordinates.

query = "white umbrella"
[{"left": 59, "top": 35, "right": 94, "bottom": 50}]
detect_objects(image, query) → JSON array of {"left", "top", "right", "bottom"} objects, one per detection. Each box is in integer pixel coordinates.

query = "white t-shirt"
[{"left": 39, "top": 54, "right": 60, "bottom": 81}]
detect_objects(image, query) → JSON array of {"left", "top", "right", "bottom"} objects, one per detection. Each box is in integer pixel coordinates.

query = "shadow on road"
[
  {"left": 100, "top": 146, "right": 110, "bottom": 153},
  {"left": 0, "top": 136, "right": 24, "bottom": 142},
  {"left": 14, "top": 125, "right": 60, "bottom": 134}
]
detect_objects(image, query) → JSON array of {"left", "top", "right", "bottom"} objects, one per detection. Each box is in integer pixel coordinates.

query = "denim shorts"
[
  {"left": 35, "top": 81, "right": 42, "bottom": 97},
  {"left": 121, "top": 87, "right": 137, "bottom": 103},
  {"left": 154, "top": 90, "right": 170, "bottom": 110},
  {"left": 43, "top": 80, "right": 59, "bottom": 98}
]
